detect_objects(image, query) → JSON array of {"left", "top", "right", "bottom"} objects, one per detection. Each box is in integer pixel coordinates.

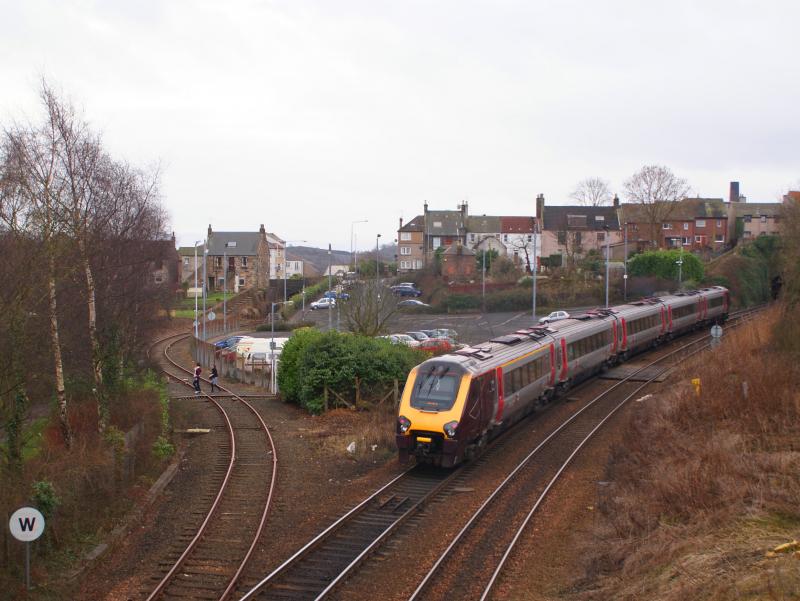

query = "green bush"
[
  {"left": 629, "top": 249, "right": 704, "bottom": 281},
  {"left": 444, "top": 294, "right": 481, "bottom": 311},
  {"left": 256, "top": 321, "right": 313, "bottom": 332},
  {"left": 485, "top": 287, "right": 537, "bottom": 312},
  {"left": 278, "top": 329, "right": 425, "bottom": 413},
  {"left": 32, "top": 480, "right": 60, "bottom": 519},
  {"left": 152, "top": 436, "right": 175, "bottom": 460}
]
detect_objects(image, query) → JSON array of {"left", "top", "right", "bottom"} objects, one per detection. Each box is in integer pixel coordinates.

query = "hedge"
[
  {"left": 628, "top": 249, "right": 704, "bottom": 281},
  {"left": 277, "top": 328, "right": 426, "bottom": 413}
]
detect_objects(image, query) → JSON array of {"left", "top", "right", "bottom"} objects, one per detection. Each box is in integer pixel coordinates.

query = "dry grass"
[
  {"left": 301, "top": 405, "right": 398, "bottom": 464},
  {"left": 580, "top": 306, "right": 800, "bottom": 600}
]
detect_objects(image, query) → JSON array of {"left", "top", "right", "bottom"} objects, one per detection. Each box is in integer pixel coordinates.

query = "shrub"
[
  {"left": 278, "top": 329, "right": 425, "bottom": 413},
  {"left": 31, "top": 480, "right": 60, "bottom": 519},
  {"left": 443, "top": 294, "right": 481, "bottom": 311},
  {"left": 152, "top": 436, "right": 175, "bottom": 460},
  {"left": 629, "top": 249, "right": 704, "bottom": 281}
]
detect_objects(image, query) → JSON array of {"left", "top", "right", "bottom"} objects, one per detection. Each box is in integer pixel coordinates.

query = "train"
[{"left": 396, "top": 286, "right": 730, "bottom": 467}]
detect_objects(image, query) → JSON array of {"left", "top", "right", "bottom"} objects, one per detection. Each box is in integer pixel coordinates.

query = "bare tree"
[
  {"left": 557, "top": 230, "right": 584, "bottom": 270},
  {"left": 570, "top": 177, "right": 612, "bottom": 206},
  {"left": 0, "top": 112, "right": 73, "bottom": 448},
  {"left": 506, "top": 234, "right": 533, "bottom": 274},
  {"left": 340, "top": 281, "right": 401, "bottom": 337},
  {"left": 623, "top": 165, "right": 690, "bottom": 247}
]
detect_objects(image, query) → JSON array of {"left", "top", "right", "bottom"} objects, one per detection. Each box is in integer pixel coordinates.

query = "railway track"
[
  {"left": 143, "top": 332, "right": 278, "bottom": 601},
  {"left": 235, "top": 309, "right": 757, "bottom": 601},
  {"left": 408, "top": 307, "right": 759, "bottom": 601}
]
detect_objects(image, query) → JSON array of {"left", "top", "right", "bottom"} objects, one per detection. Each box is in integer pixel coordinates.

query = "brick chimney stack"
[
  {"left": 730, "top": 182, "right": 740, "bottom": 203},
  {"left": 535, "top": 193, "right": 545, "bottom": 220}
]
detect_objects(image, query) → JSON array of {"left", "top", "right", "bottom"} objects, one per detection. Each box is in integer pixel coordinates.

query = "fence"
[
  {"left": 191, "top": 314, "right": 242, "bottom": 339},
  {"left": 191, "top": 335, "right": 277, "bottom": 393},
  {"left": 322, "top": 377, "right": 403, "bottom": 411}
]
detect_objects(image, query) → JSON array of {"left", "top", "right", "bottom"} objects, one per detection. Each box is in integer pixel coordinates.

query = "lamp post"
[
  {"left": 351, "top": 219, "right": 367, "bottom": 274},
  {"left": 202, "top": 246, "right": 208, "bottom": 340},
  {"left": 193, "top": 241, "right": 200, "bottom": 338},
  {"left": 623, "top": 222, "right": 628, "bottom": 302},
  {"left": 481, "top": 248, "right": 486, "bottom": 310},
  {"left": 223, "top": 248, "right": 227, "bottom": 333},
  {"left": 676, "top": 244, "right": 684, "bottom": 288},
  {"left": 532, "top": 221, "right": 538, "bottom": 322},
  {"left": 327, "top": 244, "right": 333, "bottom": 331},
  {"left": 604, "top": 225, "right": 610, "bottom": 308},
  {"left": 376, "top": 234, "right": 382, "bottom": 292}
]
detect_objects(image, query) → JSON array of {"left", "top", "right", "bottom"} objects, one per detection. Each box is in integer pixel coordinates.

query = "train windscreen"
[{"left": 411, "top": 367, "right": 460, "bottom": 411}]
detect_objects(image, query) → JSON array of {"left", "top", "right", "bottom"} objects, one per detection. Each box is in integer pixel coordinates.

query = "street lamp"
[
  {"left": 202, "top": 246, "right": 208, "bottom": 340},
  {"left": 351, "top": 219, "right": 367, "bottom": 274},
  {"left": 376, "top": 234, "right": 382, "bottom": 293},
  {"left": 623, "top": 222, "right": 629, "bottom": 302},
  {"left": 676, "top": 244, "right": 684, "bottom": 288},
  {"left": 193, "top": 240, "right": 201, "bottom": 338},
  {"left": 604, "top": 225, "right": 610, "bottom": 308},
  {"left": 532, "top": 219, "right": 538, "bottom": 322}
]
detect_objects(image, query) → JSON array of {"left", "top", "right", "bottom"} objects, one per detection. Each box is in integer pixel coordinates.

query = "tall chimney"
[
  {"left": 613, "top": 194, "right": 620, "bottom": 208},
  {"left": 536, "top": 193, "right": 545, "bottom": 221},
  {"left": 399, "top": 217, "right": 403, "bottom": 229},
  {"left": 729, "top": 182, "right": 740, "bottom": 204}
]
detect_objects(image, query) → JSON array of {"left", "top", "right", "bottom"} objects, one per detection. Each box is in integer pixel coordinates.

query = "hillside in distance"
[{"left": 286, "top": 244, "right": 397, "bottom": 273}]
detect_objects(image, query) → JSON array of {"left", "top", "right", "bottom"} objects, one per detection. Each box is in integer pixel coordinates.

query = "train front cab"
[{"left": 396, "top": 360, "right": 496, "bottom": 468}]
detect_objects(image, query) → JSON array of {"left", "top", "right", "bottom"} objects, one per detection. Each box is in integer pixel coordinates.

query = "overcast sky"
[{"left": 2, "top": 0, "right": 798, "bottom": 250}]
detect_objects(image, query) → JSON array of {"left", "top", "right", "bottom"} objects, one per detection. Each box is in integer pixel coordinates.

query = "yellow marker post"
[{"left": 691, "top": 378, "right": 701, "bottom": 397}]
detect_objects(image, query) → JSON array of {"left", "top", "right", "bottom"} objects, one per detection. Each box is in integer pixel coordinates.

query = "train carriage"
[{"left": 397, "top": 287, "right": 730, "bottom": 468}]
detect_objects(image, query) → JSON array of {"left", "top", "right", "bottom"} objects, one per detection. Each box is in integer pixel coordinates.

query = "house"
[
  {"left": 537, "top": 194, "right": 622, "bottom": 267},
  {"left": 440, "top": 242, "right": 476, "bottom": 279},
  {"left": 619, "top": 198, "right": 729, "bottom": 253},
  {"left": 397, "top": 216, "right": 425, "bottom": 273},
  {"left": 179, "top": 225, "right": 270, "bottom": 293},
  {"left": 396, "top": 202, "right": 539, "bottom": 273}
]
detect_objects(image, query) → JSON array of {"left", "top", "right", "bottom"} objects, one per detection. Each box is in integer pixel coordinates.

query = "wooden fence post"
[
  {"left": 324, "top": 386, "right": 329, "bottom": 412},
  {"left": 355, "top": 377, "right": 361, "bottom": 408},
  {"left": 394, "top": 379, "right": 399, "bottom": 405}
]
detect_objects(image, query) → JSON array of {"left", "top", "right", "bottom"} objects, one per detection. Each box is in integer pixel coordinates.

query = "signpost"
[
  {"left": 710, "top": 324, "right": 723, "bottom": 349},
  {"left": 207, "top": 311, "right": 216, "bottom": 322},
  {"left": 9, "top": 506, "right": 45, "bottom": 590}
]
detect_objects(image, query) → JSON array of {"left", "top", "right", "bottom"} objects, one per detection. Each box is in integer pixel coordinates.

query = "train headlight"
[
  {"left": 398, "top": 415, "right": 411, "bottom": 434},
  {"left": 443, "top": 420, "right": 459, "bottom": 438}
]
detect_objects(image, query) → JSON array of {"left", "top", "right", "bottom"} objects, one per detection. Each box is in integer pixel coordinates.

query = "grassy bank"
[{"left": 579, "top": 305, "right": 800, "bottom": 600}]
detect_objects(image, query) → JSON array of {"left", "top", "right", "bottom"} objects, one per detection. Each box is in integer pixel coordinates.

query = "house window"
[
  {"left": 761, "top": 215, "right": 767, "bottom": 223},
  {"left": 743, "top": 215, "right": 752, "bottom": 223},
  {"left": 183, "top": 257, "right": 189, "bottom": 266},
  {"left": 400, "top": 260, "right": 409, "bottom": 269},
  {"left": 227, "top": 241, "right": 237, "bottom": 248},
  {"left": 683, "top": 223, "right": 689, "bottom": 230},
  {"left": 744, "top": 231, "right": 752, "bottom": 238},
  {"left": 682, "top": 237, "right": 690, "bottom": 245},
  {"left": 597, "top": 232, "right": 605, "bottom": 242},
  {"left": 215, "top": 257, "right": 222, "bottom": 267},
  {"left": 433, "top": 221, "right": 442, "bottom": 228},
  {"left": 400, "top": 232, "right": 411, "bottom": 241},
  {"left": 400, "top": 246, "right": 411, "bottom": 255},
  {"left": 715, "top": 234, "right": 724, "bottom": 243},
  {"left": 694, "top": 235, "right": 702, "bottom": 243},
  {"left": 595, "top": 215, "right": 605, "bottom": 222},
  {"left": 470, "top": 234, "right": 476, "bottom": 242},
  {"left": 503, "top": 235, "right": 508, "bottom": 242},
  {"left": 414, "top": 260, "right": 423, "bottom": 269},
  {"left": 241, "top": 257, "right": 248, "bottom": 267},
  {"left": 696, "top": 219, "right": 706, "bottom": 228},
  {"left": 759, "top": 231, "right": 767, "bottom": 236},
  {"left": 663, "top": 223, "right": 672, "bottom": 229},
  {"left": 527, "top": 235, "right": 532, "bottom": 242},
  {"left": 716, "top": 220, "right": 722, "bottom": 227},
  {"left": 432, "top": 237, "right": 441, "bottom": 249},
  {"left": 557, "top": 231, "right": 567, "bottom": 245},
  {"left": 154, "top": 274, "right": 163, "bottom": 284},
  {"left": 239, "top": 277, "right": 245, "bottom": 286}
]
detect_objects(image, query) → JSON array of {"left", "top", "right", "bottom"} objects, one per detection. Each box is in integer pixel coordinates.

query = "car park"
[
  {"left": 379, "top": 334, "right": 420, "bottom": 347},
  {"left": 398, "top": 299, "right": 430, "bottom": 308},
  {"left": 538, "top": 310, "right": 570, "bottom": 324},
  {"left": 310, "top": 297, "right": 336, "bottom": 310}
]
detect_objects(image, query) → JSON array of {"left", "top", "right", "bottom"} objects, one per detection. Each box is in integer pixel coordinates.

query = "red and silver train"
[{"left": 396, "top": 286, "right": 729, "bottom": 467}]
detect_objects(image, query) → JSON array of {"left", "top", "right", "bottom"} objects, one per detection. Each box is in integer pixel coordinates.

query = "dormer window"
[
  {"left": 433, "top": 221, "right": 442, "bottom": 228},
  {"left": 226, "top": 241, "right": 237, "bottom": 248}
]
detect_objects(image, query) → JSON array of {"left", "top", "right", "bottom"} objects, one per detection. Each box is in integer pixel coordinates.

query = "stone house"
[
  {"left": 397, "top": 216, "right": 425, "bottom": 273},
  {"left": 441, "top": 242, "right": 476, "bottom": 280},
  {"left": 179, "top": 225, "right": 270, "bottom": 293}
]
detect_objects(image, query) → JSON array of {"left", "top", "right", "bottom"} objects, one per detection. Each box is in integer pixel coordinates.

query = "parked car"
[
  {"left": 323, "top": 290, "right": 350, "bottom": 300},
  {"left": 434, "top": 328, "right": 458, "bottom": 340},
  {"left": 310, "top": 297, "right": 336, "bottom": 310},
  {"left": 538, "top": 310, "right": 570, "bottom": 324},
  {"left": 214, "top": 335, "right": 248, "bottom": 349},
  {"left": 418, "top": 337, "right": 453, "bottom": 353},
  {"left": 398, "top": 299, "right": 430, "bottom": 308},
  {"left": 378, "top": 334, "right": 420, "bottom": 347},
  {"left": 391, "top": 285, "right": 422, "bottom": 297},
  {"left": 405, "top": 331, "right": 431, "bottom": 342}
]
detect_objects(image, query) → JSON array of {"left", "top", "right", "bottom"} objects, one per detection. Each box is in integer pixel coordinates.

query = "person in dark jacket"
[
  {"left": 193, "top": 363, "right": 202, "bottom": 394},
  {"left": 210, "top": 365, "right": 220, "bottom": 392}
]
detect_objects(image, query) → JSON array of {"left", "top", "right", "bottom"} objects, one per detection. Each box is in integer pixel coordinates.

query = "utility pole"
[
  {"left": 481, "top": 249, "right": 486, "bottom": 311},
  {"left": 532, "top": 220, "right": 538, "bottom": 322},
  {"left": 604, "top": 226, "right": 611, "bottom": 308},
  {"left": 223, "top": 249, "right": 227, "bottom": 333},
  {"left": 327, "top": 243, "right": 332, "bottom": 331},
  {"left": 202, "top": 246, "right": 208, "bottom": 341},
  {"left": 623, "top": 223, "right": 628, "bottom": 301},
  {"left": 193, "top": 241, "right": 200, "bottom": 338}
]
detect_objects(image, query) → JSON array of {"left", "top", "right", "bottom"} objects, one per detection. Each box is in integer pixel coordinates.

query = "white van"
[{"left": 235, "top": 337, "right": 289, "bottom": 358}]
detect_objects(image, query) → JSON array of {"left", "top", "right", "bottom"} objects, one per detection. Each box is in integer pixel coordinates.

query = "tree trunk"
[
  {"left": 48, "top": 254, "right": 72, "bottom": 448},
  {"left": 79, "top": 238, "right": 107, "bottom": 432}
]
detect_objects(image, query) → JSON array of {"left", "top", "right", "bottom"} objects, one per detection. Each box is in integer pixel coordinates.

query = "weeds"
[{"left": 582, "top": 306, "right": 800, "bottom": 600}]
